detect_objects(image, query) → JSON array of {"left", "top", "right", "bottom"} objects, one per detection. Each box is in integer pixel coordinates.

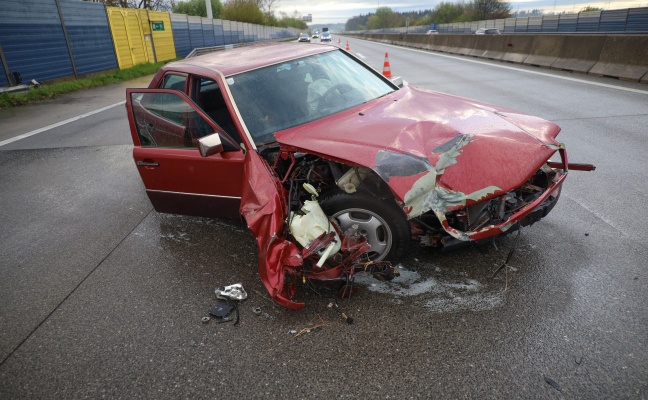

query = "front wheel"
[{"left": 319, "top": 191, "right": 411, "bottom": 263}]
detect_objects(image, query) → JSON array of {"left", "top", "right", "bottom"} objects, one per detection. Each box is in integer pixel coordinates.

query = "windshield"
[{"left": 226, "top": 50, "right": 396, "bottom": 145}]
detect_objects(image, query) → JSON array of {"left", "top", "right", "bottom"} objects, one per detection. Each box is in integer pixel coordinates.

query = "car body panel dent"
[{"left": 275, "top": 85, "right": 561, "bottom": 213}]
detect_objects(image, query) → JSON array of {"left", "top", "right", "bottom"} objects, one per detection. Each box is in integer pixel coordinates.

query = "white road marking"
[
  {"left": 378, "top": 41, "right": 648, "bottom": 95},
  {"left": 356, "top": 52, "right": 366, "bottom": 59},
  {"left": 0, "top": 101, "right": 126, "bottom": 147}
]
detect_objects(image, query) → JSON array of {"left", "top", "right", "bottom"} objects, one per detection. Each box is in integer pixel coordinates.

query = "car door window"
[
  {"left": 130, "top": 91, "right": 214, "bottom": 148},
  {"left": 194, "top": 77, "right": 242, "bottom": 145},
  {"left": 161, "top": 74, "right": 187, "bottom": 91}
]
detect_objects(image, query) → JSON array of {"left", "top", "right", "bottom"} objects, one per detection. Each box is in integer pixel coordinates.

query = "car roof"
[{"left": 162, "top": 42, "right": 336, "bottom": 76}]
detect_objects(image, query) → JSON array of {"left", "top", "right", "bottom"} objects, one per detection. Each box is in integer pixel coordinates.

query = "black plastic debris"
[
  {"left": 329, "top": 302, "right": 353, "bottom": 324},
  {"left": 210, "top": 302, "right": 234, "bottom": 319},
  {"left": 544, "top": 375, "right": 562, "bottom": 391},
  {"left": 209, "top": 283, "right": 247, "bottom": 325}
]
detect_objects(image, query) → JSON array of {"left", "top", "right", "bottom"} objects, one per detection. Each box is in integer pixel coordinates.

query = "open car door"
[{"left": 126, "top": 89, "right": 244, "bottom": 219}]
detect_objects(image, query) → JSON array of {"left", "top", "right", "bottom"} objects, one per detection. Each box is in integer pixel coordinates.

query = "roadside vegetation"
[
  {"left": 172, "top": 0, "right": 307, "bottom": 29},
  {"left": 0, "top": 60, "right": 171, "bottom": 109},
  {"left": 345, "top": 1, "right": 605, "bottom": 31},
  {"left": 345, "top": 0, "right": 511, "bottom": 30}
]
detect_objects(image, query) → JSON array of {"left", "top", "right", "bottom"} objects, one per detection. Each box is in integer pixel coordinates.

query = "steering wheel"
[{"left": 318, "top": 83, "right": 356, "bottom": 110}]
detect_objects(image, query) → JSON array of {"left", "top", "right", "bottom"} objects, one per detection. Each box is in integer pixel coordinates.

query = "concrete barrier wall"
[{"left": 348, "top": 33, "right": 648, "bottom": 83}]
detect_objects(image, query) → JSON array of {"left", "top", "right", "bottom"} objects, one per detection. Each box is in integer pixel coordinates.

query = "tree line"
[
  {"left": 346, "top": 0, "right": 511, "bottom": 31},
  {"left": 85, "top": 0, "right": 308, "bottom": 28},
  {"left": 345, "top": 2, "right": 606, "bottom": 31}
]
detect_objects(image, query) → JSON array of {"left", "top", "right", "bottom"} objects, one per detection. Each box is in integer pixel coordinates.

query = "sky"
[{"left": 273, "top": 0, "right": 647, "bottom": 24}]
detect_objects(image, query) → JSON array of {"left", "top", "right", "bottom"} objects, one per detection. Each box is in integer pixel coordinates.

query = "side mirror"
[
  {"left": 198, "top": 133, "right": 224, "bottom": 157},
  {"left": 390, "top": 76, "right": 404, "bottom": 88}
]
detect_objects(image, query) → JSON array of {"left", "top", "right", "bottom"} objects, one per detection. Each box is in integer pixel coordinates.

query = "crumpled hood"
[{"left": 275, "top": 85, "right": 561, "bottom": 214}]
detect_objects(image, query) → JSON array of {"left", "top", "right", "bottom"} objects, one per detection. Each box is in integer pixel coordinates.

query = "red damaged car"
[{"left": 126, "top": 43, "right": 594, "bottom": 309}]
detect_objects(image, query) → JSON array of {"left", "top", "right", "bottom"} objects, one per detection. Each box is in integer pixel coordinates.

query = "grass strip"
[{"left": 0, "top": 60, "right": 176, "bottom": 109}]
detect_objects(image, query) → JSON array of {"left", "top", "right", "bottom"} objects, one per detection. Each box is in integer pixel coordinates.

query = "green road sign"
[{"left": 151, "top": 21, "right": 165, "bottom": 31}]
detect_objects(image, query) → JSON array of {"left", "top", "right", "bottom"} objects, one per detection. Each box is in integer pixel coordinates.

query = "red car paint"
[
  {"left": 126, "top": 43, "right": 594, "bottom": 309},
  {"left": 275, "top": 85, "right": 561, "bottom": 206}
]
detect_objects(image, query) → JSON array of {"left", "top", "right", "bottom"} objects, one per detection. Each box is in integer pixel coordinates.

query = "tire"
[{"left": 319, "top": 191, "right": 411, "bottom": 263}]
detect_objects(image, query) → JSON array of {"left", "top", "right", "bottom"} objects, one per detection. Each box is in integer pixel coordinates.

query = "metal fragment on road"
[
  {"left": 215, "top": 283, "right": 248, "bottom": 301},
  {"left": 544, "top": 376, "right": 562, "bottom": 391}
]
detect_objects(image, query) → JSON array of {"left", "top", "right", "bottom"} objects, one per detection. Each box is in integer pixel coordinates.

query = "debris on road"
[
  {"left": 491, "top": 225, "right": 522, "bottom": 290},
  {"left": 329, "top": 302, "right": 353, "bottom": 324},
  {"left": 292, "top": 317, "right": 329, "bottom": 337},
  {"left": 543, "top": 375, "right": 562, "bottom": 391},
  {"left": 209, "top": 283, "right": 248, "bottom": 325},
  {"left": 209, "top": 302, "right": 235, "bottom": 323},
  {"left": 215, "top": 283, "right": 248, "bottom": 301}
]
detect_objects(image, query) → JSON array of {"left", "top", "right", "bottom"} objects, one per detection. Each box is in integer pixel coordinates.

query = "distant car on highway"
[
  {"left": 426, "top": 30, "right": 439, "bottom": 35},
  {"left": 298, "top": 32, "right": 310, "bottom": 42},
  {"left": 321, "top": 31, "right": 331, "bottom": 42},
  {"left": 312, "top": 31, "right": 319, "bottom": 39},
  {"left": 475, "top": 28, "right": 501, "bottom": 34}
]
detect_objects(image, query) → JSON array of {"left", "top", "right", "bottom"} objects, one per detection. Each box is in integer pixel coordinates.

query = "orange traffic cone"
[
  {"left": 338, "top": 38, "right": 341, "bottom": 44},
  {"left": 345, "top": 41, "right": 350, "bottom": 51},
  {"left": 382, "top": 52, "right": 393, "bottom": 78}
]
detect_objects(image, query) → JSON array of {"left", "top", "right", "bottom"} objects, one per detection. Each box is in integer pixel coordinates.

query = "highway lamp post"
[{"left": 205, "top": 0, "right": 213, "bottom": 19}]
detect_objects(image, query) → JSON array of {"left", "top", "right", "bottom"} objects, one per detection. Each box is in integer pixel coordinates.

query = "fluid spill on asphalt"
[{"left": 354, "top": 266, "right": 504, "bottom": 313}]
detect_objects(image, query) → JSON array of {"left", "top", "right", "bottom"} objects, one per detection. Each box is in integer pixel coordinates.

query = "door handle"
[{"left": 136, "top": 160, "right": 159, "bottom": 167}]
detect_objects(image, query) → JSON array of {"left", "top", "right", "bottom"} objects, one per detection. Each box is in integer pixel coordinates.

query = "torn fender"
[{"left": 240, "top": 150, "right": 305, "bottom": 310}]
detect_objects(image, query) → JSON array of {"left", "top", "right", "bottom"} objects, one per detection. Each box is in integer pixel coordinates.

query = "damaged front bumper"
[{"left": 429, "top": 147, "right": 586, "bottom": 244}]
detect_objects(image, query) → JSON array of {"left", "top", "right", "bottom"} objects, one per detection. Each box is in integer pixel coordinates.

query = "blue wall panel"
[
  {"left": 0, "top": 69, "right": 7, "bottom": 87},
  {"left": 600, "top": 9, "right": 628, "bottom": 31},
  {"left": 223, "top": 21, "right": 233, "bottom": 45},
  {"left": 0, "top": 0, "right": 74, "bottom": 83},
  {"left": 558, "top": 14, "right": 578, "bottom": 32},
  {"left": 527, "top": 17, "right": 542, "bottom": 32},
  {"left": 577, "top": 11, "right": 601, "bottom": 32},
  {"left": 170, "top": 14, "right": 191, "bottom": 57},
  {"left": 214, "top": 20, "right": 224, "bottom": 46},
  {"left": 60, "top": 0, "right": 117, "bottom": 76},
  {"left": 504, "top": 18, "right": 516, "bottom": 33},
  {"left": 541, "top": 15, "right": 559, "bottom": 32},
  {"left": 514, "top": 18, "right": 528, "bottom": 32},
  {"left": 188, "top": 16, "right": 204, "bottom": 49},
  {"left": 202, "top": 18, "right": 215, "bottom": 46},
  {"left": 626, "top": 7, "right": 648, "bottom": 31}
]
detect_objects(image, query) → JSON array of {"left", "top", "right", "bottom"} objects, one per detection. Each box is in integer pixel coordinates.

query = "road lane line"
[
  {"left": 356, "top": 52, "right": 366, "bottom": 59},
  {"left": 377, "top": 42, "right": 648, "bottom": 95},
  {"left": 0, "top": 101, "right": 126, "bottom": 148}
]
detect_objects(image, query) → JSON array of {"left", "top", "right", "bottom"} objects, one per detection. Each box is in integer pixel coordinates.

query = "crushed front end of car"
[
  {"left": 246, "top": 85, "right": 595, "bottom": 308},
  {"left": 239, "top": 148, "right": 400, "bottom": 310}
]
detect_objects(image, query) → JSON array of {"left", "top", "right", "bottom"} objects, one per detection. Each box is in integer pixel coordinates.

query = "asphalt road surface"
[{"left": 1, "top": 38, "right": 646, "bottom": 399}]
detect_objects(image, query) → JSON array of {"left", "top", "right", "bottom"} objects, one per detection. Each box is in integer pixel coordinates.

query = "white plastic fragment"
[
  {"left": 289, "top": 185, "right": 342, "bottom": 260},
  {"left": 215, "top": 283, "right": 248, "bottom": 301}
]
